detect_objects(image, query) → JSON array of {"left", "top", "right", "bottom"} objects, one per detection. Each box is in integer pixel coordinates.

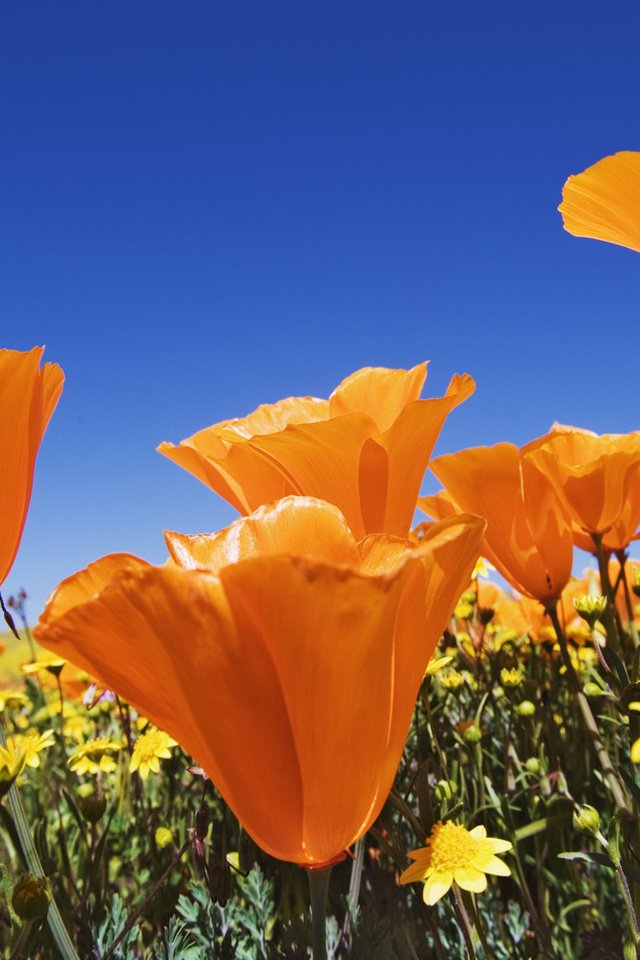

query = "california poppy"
[
  {"left": 34, "top": 497, "right": 484, "bottom": 866},
  {"left": 559, "top": 151, "right": 640, "bottom": 253},
  {"left": 523, "top": 426, "right": 640, "bottom": 547},
  {"left": 158, "top": 363, "right": 474, "bottom": 539},
  {"left": 0, "top": 347, "right": 64, "bottom": 587},
  {"left": 426, "top": 443, "right": 574, "bottom": 603}
]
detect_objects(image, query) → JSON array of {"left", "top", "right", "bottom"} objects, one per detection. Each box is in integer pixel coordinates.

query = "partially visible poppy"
[
  {"left": 158, "top": 364, "right": 474, "bottom": 539},
  {"left": 35, "top": 497, "right": 485, "bottom": 866},
  {"left": 523, "top": 426, "right": 640, "bottom": 547},
  {"left": 425, "top": 443, "right": 574, "bottom": 603},
  {"left": 0, "top": 347, "right": 64, "bottom": 586},
  {"left": 559, "top": 151, "right": 640, "bottom": 253}
]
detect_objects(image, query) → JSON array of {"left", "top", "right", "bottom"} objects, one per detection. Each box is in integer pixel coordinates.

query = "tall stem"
[
  {"left": 547, "top": 603, "right": 629, "bottom": 813},
  {"left": 307, "top": 865, "right": 332, "bottom": 960}
]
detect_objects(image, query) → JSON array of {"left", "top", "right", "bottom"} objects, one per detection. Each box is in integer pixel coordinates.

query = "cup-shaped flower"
[
  {"left": 426, "top": 443, "right": 574, "bottom": 603},
  {"left": 157, "top": 363, "right": 474, "bottom": 539},
  {"left": 523, "top": 426, "right": 640, "bottom": 547},
  {"left": 34, "top": 497, "right": 484, "bottom": 866},
  {"left": 559, "top": 151, "right": 640, "bottom": 253},
  {"left": 0, "top": 347, "right": 64, "bottom": 585}
]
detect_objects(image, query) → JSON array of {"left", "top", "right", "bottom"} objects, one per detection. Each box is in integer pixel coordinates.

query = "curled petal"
[{"left": 559, "top": 151, "right": 640, "bottom": 252}]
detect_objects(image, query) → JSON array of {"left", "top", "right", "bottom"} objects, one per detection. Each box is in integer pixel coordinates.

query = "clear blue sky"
[{"left": 4, "top": 2, "right": 640, "bottom": 619}]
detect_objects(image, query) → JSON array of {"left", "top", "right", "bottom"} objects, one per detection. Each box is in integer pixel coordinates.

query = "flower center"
[{"left": 429, "top": 821, "right": 480, "bottom": 871}]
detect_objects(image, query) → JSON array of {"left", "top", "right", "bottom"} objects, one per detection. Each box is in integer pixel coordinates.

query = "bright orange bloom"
[
  {"left": 559, "top": 151, "right": 640, "bottom": 253},
  {"left": 523, "top": 426, "right": 640, "bottom": 547},
  {"left": 425, "top": 443, "right": 574, "bottom": 603},
  {"left": 158, "top": 363, "right": 474, "bottom": 539},
  {"left": 34, "top": 497, "right": 484, "bottom": 866},
  {"left": 0, "top": 348, "right": 64, "bottom": 586}
]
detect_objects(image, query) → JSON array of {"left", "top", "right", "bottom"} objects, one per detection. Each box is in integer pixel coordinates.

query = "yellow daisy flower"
[
  {"left": 400, "top": 821, "right": 512, "bottom": 905},
  {"left": 68, "top": 738, "right": 122, "bottom": 776},
  {"left": 425, "top": 655, "right": 453, "bottom": 677},
  {"left": 0, "top": 690, "right": 29, "bottom": 712},
  {"left": 21, "top": 653, "right": 66, "bottom": 677},
  {"left": 0, "top": 740, "right": 26, "bottom": 797},
  {"left": 6, "top": 730, "right": 55, "bottom": 769},
  {"left": 130, "top": 728, "right": 178, "bottom": 780}
]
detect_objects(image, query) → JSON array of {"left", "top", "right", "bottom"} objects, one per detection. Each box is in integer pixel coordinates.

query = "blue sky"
[{"left": 3, "top": 2, "right": 640, "bottom": 619}]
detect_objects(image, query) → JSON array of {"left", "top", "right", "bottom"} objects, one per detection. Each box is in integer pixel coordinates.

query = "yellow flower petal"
[
  {"left": 423, "top": 871, "right": 453, "bottom": 905},
  {"left": 454, "top": 866, "right": 488, "bottom": 893}
]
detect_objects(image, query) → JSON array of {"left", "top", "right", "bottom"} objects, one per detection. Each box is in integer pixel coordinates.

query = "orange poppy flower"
[
  {"left": 0, "top": 347, "right": 64, "bottom": 586},
  {"left": 559, "top": 151, "right": 640, "bottom": 253},
  {"left": 157, "top": 363, "right": 474, "bottom": 539},
  {"left": 34, "top": 497, "right": 484, "bottom": 866},
  {"left": 425, "top": 443, "right": 574, "bottom": 603},
  {"left": 523, "top": 426, "right": 640, "bottom": 547}
]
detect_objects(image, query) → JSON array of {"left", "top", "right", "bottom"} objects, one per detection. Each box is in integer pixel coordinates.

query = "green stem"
[
  {"left": 547, "top": 603, "right": 630, "bottom": 812},
  {"left": 592, "top": 535, "right": 623, "bottom": 653},
  {"left": 307, "top": 865, "right": 332, "bottom": 960},
  {"left": 0, "top": 724, "right": 81, "bottom": 960}
]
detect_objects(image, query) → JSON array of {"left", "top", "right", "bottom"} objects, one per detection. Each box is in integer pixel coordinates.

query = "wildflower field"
[{"left": 3, "top": 152, "right": 640, "bottom": 959}]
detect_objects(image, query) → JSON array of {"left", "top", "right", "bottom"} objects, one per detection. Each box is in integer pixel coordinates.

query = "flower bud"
[
  {"left": 12, "top": 874, "right": 50, "bottom": 920},
  {"left": 79, "top": 794, "right": 106, "bottom": 823},
  {"left": 435, "top": 779, "right": 457, "bottom": 802},
  {"left": 524, "top": 758, "right": 541, "bottom": 774},
  {"left": 573, "top": 804, "right": 601, "bottom": 837},
  {"left": 462, "top": 723, "right": 482, "bottom": 743},
  {"left": 573, "top": 595, "right": 607, "bottom": 628},
  {"left": 517, "top": 700, "right": 536, "bottom": 717},
  {"left": 583, "top": 682, "right": 606, "bottom": 698}
]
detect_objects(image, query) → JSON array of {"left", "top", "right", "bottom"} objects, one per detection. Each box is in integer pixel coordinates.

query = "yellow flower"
[
  {"left": 68, "top": 738, "right": 122, "bottom": 776},
  {"left": 471, "top": 558, "right": 495, "bottom": 580},
  {"left": 0, "top": 740, "right": 26, "bottom": 797},
  {"left": 631, "top": 737, "right": 640, "bottom": 763},
  {"left": 155, "top": 826, "right": 174, "bottom": 849},
  {"left": 130, "top": 728, "right": 178, "bottom": 780},
  {"left": 400, "top": 821, "right": 512, "bottom": 905},
  {"left": 6, "top": 730, "right": 55, "bottom": 769},
  {"left": 425, "top": 655, "right": 453, "bottom": 677},
  {"left": 0, "top": 690, "right": 29, "bottom": 712},
  {"left": 500, "top": 668, "right": 523, "bottom": 688},
  {"left": 21, "top": 653, "right": 66, "bottom": 677},
  {"left": 454, "top": 600, "right": 474, "bottom": 620},
  {"left": 441, "top": 669, "right": 465, "bottom": 690}
]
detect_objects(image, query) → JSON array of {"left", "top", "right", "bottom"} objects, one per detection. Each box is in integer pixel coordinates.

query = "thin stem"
[
  {"left": 0, "top": 722, "right": 81, "bottom": 960},
  {"left": 8, "top": 920, "right": 33, "bottom": 960},
  {"left": 342, "top": 837, "right": 365, "bottom": 943},
  {"left": 591, "top": 535, "right": 622, "bottom": 653},
  {"left": 450, "top": 884, "right": 477, "bottom": 960},
  {"left": 307, "top": 865, "right": 332, "bottom": 960},
  {"left": 547, "top": 602, "right": 629, "bottom": 813},
  {"left": 103, "top": 837, "right": 191, "bottom": 959},
  {"left": 547, "top": 600, "right": 631, "bottom": 813}
]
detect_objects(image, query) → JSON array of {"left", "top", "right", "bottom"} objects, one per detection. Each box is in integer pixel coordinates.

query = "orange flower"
[
  {"left": 425, "top": 443, "right": 574, "bottom": 603},
  {"left": 523, "top": 426, "right": 640, "bottom": 548},
  {"left": 157, "top": 363, "right": 474, "bottom": 539},
  {"left": 0, "top": 348, "right": 64, "bottom": 586},
  {"left": 34, "top": 497, "right": 484, "bottom": 866},
  {"left": 559, "top": 151, "right": 640, "bottom": 253}
]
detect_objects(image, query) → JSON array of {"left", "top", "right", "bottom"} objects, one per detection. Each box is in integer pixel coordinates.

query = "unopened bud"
[
  {"left": 435, "top": 779, "right": 457, "bottom": 802},
  {"left": 517, "top": 700, "right": 536, "bottom": 717},
  {"left": 463, "top": 723, "right": 482, "bottom": 743},
  {"left": 79, "top": 794, "right": 106, "bottom": 823},
  {"left": 573, "top": 804, "right": 601, "bottom": 837},
  {"left": 12, "top": 874, "right": 50, "bottom": 920}
]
